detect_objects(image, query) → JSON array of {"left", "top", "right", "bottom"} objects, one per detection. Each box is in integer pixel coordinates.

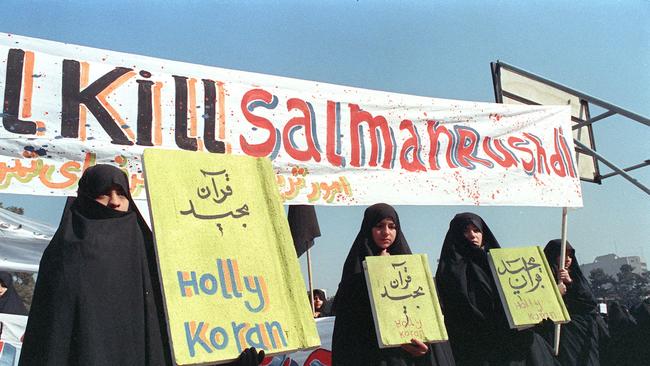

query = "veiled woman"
[
  {"left": 19, "top": 164, "right": 171, "bottom": 365},
  {"left": 19, "top": 164, "right": 264, "bottom": 366},
  {"left": 331, "top": 203, "right": 455, "bottom": 366},
  {"left": 435, "top": 213, "right": 557, "bottom": 366},
  {"left": 542, "top": 240, "right": 606, "bottom": 366},
  {"left": 0, "top": 271, "right": 28, "bottom": 315}
]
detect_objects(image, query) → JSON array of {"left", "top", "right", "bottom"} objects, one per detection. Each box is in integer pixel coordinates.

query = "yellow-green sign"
[
  {"left": 363, "top": 254, "right": 448, "bottom": 347},
  {"left": 143, "top": 149, "right": 320, "bottom": 365},
  {"left": 488, "top": 246, "right": 570, "bottom": 329}
]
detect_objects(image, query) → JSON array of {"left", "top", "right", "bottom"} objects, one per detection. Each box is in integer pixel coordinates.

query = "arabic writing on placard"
[
  {"left": 495, "top": 254, "right": 562, "bottom": 323},
  {"left": 497, "top": 256, "right": 544, "bottom": 295},
  {"left": 180, "top": 169, "right": 250, "bottom": 235},
  {"left": 381, "top": 261, "right": 427, "bottom": 339}
]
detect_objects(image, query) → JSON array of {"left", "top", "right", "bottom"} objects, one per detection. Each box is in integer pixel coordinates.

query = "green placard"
[
  {"left": 363, "top": 254, "right": 448, "bottom": 348},
  {"left": 143, "top": 149, "right": 320, "bottom": 365},
  {"left": 488, "top": 246, "right": 570, "bottom": 329}
]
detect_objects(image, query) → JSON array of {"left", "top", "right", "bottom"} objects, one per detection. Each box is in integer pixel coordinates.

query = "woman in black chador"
[
  {"left": 542, "top": 239, "right": 606, "bottom": 366},
  {"left": 331, "top": 203, "right": 455, "bottom": 366},
  {"left": 435, "top": 213, "right": 558, "bottom": 366},
  {"left": 19, "top": 164, "right": 263, "bottom": 366},
  {"left": 20, "top": 164, "right": 170, "bottom": 365},
  {"left": 0, "top": 271, "right": 27, "bottom": 315}
]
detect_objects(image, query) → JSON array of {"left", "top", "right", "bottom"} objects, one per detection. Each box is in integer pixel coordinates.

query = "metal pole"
[
  {"left": 573, "top": 140, "right": 650, "bottom": 195},
  {"left": 554, "top": 207, "right": 569, "bottom": 356},
  {"left": 307, "top": 247, "right": 315, "bottom": 316}
]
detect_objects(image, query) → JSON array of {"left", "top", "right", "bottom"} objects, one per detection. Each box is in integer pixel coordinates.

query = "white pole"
[
  {"left": 307, "top": 247, "right": 315, "bottom": 316},
  {"left": 554, "top": 207, "right": 569, "bottom": 356}
]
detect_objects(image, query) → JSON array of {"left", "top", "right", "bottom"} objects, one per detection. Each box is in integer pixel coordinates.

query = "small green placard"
[
  {"left": 363, "top": 254, "right": 448, "bottom": 348},
  {"left": 488, "top": 246, "right": 570, "bottom": 329}
]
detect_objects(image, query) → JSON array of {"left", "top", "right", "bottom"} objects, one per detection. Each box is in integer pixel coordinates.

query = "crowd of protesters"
[{"left": 1, "top": 167, "right": 647, "bottom": 366}]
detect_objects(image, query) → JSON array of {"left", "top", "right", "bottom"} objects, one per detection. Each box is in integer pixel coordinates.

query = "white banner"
[{"left": 0, "top": 33, "right": 582, "bottom": 207}]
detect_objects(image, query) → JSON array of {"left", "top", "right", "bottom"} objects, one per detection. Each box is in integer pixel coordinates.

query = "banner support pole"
[
  {"left": 554, "top": 207, "right": 569, "bottom": 356},
  {"left": 307, "top": 247, "right": 315, "bottom": 316}
]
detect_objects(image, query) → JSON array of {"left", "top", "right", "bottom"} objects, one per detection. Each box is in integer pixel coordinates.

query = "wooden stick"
[
  {"left": 554, "top": 207, "right": 569, "bottom": 356},
  {"left": 307, "top": 247, "right": 315, "bottom": 315}
]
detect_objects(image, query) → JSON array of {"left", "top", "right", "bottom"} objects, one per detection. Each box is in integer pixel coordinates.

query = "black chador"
[
  {"left": 19, "top": 165, "right": 170, "bottom": 365},
  {"left": 332, "top": 203, "right": 455, "bottom": 366},
  {"left": 435, "top": 213, "right": 558, "bottom": 366}
]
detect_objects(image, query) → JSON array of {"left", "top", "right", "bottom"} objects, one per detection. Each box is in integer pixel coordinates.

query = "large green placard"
[
  {"left": 488, "top": 246, "right": 570, "bottom": 329},
  {"left": 363, "top": 254, "right": 448, "bottom": 348},
  {"left": 143, "top": 149, "right": 320, "bottom": 365}
]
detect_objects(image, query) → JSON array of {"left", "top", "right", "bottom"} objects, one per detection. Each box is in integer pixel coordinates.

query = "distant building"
[{"left": 581, "top": 253, "right": 648, "bottom": 278}]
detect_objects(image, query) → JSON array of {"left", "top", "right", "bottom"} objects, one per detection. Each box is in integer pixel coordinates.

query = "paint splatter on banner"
[{"left": 0, "top": 33, "right": 582, "bottom": 206}]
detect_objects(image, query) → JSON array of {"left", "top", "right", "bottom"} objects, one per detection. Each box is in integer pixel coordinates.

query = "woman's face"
[
  {"left": 463, "top": 223, "right": 483, "bottom": 247},
  {"left": 372, "top": 218, "right": 397, "bottom": 251},
  {"left": 313, "top": 295, "right": 324, "bottom": 310},
  {"left": 94, "top": 184, "right": 130, "bottom": 212},
  {"left": 557, "top": 253, "right": 573, "bottom": 268},
  {"left": 0, "top": 283, "right": 7, "bottom": 297}
]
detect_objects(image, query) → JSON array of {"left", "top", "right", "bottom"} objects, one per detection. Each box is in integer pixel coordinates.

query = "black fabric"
[
  {"left": 19, "top": 164, "right": 171, "bottom": 366},
  {"left": 288, "top": 205, "right": 321, "bottom": 257},
  {"left": 604, "top": 299, "right": 650, "bottom": 366},
  {"left": 234, "top": 347, "right": 265, "bottom": 366},
  {"left": 435, "top": 213, "right": 558, "bottom": 366},
  {"left": 605, "top": 301, "right": 636, "bottom": 341},
  {"left": 332, "top": 203, "right": 455, "bottom": 366},
  {"left": 0, "top": 271, "right": 27, "bottom": 315},
  {"left": 542, "top": 240, "right": 604, "bottom": 366}
]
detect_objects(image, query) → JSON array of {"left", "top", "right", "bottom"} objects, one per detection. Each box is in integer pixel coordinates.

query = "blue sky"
[{"left": 1, "top": 0, "right": 649, "bottom": 294}]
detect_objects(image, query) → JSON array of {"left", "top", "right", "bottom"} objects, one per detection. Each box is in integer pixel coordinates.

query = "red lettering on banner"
[
  {"left": 239, "top": 89, "right": 279, "bottom": 158},
  {"left": 455, "top": 126, "right": 493, "bottom": 169},
  {"left": 483, "top": 137, "right": 518, "bottom": 169},
  {"left": 349, "top": 104, "right": 394, "bottom": 169},
  {"left": 426, "top": 121, "right": 456, "bottom": 170},
  {"left": 557, "top": 128, "right": 577, "bottom": 178},
  {"left": 0, "top": 48, "right": 579, "bottom": 188},
  {"left": 523, "top": 132, "right": 551, "bottom": 175},
  {"left": 508, "top": 136, "right": 536, "bottom": 174},
  {"left": 283, "top": 98, "right": 321, "bottom": 162},
  {"left": 399, "top": 119, "right": 426, "bottom": 172}
]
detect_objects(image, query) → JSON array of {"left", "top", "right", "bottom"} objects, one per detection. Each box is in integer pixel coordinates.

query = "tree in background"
[
  {"left": 589, "top": 268, "right": 617, "bottom": 300},
  {"left": 5, "top": 206, "right": 24, "bottom": 215},
  {"left": 616, "top": 264, "right": 650, "bottom": 308},
  {"left": 589, "top": 265, "right": 650, "bottom": 308},
  {"left": 0, "top": 201, "right": 25, "bottom": 215}
]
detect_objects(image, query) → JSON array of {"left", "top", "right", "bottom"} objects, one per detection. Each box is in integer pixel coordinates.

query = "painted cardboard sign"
[{"left": 143, "top": 149, "right": 319, "bottom": 365}]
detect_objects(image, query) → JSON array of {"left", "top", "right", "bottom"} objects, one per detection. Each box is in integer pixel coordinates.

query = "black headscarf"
[
  {"left": 436, "top": 213, "right": 557, "bottom": 366},
  {"left": 19, "top": 164, "right": 170, "bottom": 366},
  {"left": 0, "top": 271, "right": 27, "bottom": 315},
  {"left": 543, "top": 240, "right": 597, "bottom": 314},
  {"left": 339, "top": 203, "right": 411, "bottom": 281},
  {"left": 332, "top": 203, "right": 454, "bottom": 366},
  {"left": 435, "top": 212, "right": 501, "bottom": 329}
]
